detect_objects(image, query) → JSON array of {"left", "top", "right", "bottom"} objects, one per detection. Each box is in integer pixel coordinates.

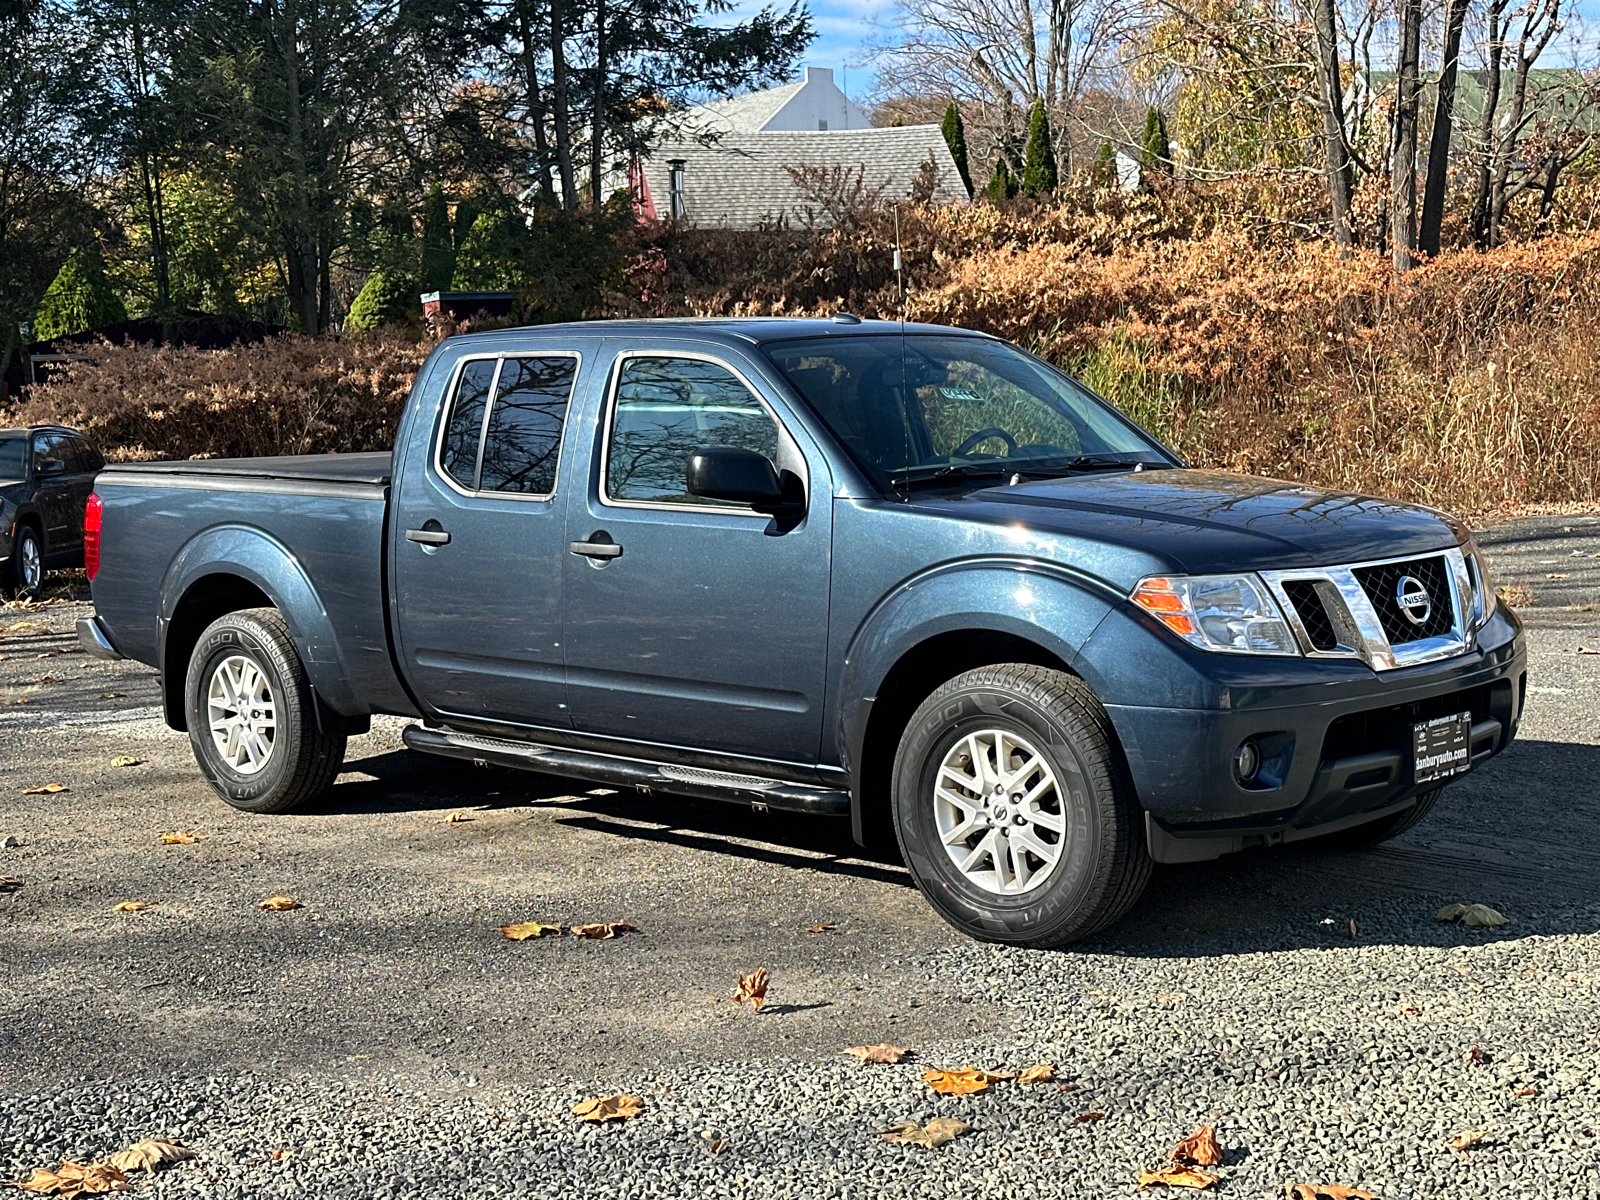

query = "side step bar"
[{"left": 401, "top": 725, "right": 850, "bottom": 816}]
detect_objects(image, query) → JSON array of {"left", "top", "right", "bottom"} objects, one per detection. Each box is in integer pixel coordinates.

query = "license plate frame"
[{"left": 1412, "top": 711, "right": 1473, "bottom": 784}]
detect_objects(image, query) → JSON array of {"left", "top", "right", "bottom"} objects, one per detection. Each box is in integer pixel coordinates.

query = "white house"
[{"left": 633, "top": 68, "right": 967, "bottom": 229}]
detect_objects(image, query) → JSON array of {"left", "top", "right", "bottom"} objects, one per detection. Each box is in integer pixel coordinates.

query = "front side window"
[
  {"left": 762, "top": 335, "right": 1170, "bottom": 490},
  {"left": 605, "top": 356, "right": 780, "bottom": 507},
  {"left": 0, "top": 438, "right": 25, "bottom": 481},
  {"left": 437, "top": 355, "right": 578, "bottom": 495},
  {"left": 32, "top": 433, "right": 68, "bottom": 474}
]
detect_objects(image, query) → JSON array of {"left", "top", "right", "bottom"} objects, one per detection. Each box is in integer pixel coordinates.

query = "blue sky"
[{"left": 727, "top": 0, "right": 883, "bottom": 102}]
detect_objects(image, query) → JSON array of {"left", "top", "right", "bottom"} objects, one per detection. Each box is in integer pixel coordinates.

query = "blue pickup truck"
[{"left": 79, "top": 318, "right": 1527, "bottom": 946}]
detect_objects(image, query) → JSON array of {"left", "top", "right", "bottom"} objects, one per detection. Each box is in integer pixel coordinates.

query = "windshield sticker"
[{"left": 938, "top": 387, "right": 983, "bottom": 403}]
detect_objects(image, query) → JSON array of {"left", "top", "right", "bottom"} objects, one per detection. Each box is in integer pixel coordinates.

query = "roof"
[
  {"left": 444, "top": 317, "right": 994, "bottom": 349},
  {"left": 688, "top": 81, "right": 807, "bottom": 134},
  {"left": 640, "top": 126, "right": 967, "bottom": 229},
  {"left": 0, "top": 424, "right": 82, "bottom": 438}
]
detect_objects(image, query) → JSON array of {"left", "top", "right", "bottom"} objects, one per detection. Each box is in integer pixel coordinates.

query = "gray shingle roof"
[
  {"left": 641, "top": 126, "right": 968, "bottom": 229},
  {"left": 685, "top": 83, "right": 807, "bottom": 134}
]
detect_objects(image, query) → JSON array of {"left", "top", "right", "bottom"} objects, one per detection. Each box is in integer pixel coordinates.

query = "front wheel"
[
  {"left": 892, "top": 664, "right": 1152, "bottom": 949},
  {"left": 185, "top": 608, "right": 346, "bottom": 813}
]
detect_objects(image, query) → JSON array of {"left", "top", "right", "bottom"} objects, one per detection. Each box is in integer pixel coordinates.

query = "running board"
[{"left": 401, "top": 726, "right": 850, "bottom": 816}]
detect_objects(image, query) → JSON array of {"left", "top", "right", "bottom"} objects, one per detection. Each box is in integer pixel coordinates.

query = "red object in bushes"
[{"left": 84, "top": 493, "right": 102, "bottom": 580}]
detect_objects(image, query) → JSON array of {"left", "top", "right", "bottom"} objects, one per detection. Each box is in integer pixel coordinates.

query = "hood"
[{"left": 914, "top": 469, "right": 1465, "bottom": 577}]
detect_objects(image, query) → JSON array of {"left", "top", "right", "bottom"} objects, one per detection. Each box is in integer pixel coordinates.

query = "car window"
[
  {"left": 73, "top": 438, "right": 104, "bottom": 473},
  {"left": 56, "top": 438, "right": 86, "bottom": 473},
  {"left": 478, "top": 356, "right": 578, "bottom": 495},
  {"left": 605, "top": 356, "right": 780, "bottom": 507},
  {"left": 438, "top": 359, "right": 498, "bottom": 491},
  {"left": 0, "top": 437, "right": 25, "bottom": 480},
  {"left": 32, "top": 433, "right": 68, "bottom": 474}
]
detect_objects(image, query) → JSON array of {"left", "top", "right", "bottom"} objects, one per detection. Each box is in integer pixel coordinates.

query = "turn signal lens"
[
  {"left": 83, "top": 493, "right": 103, "bottom": 581},
  {"left": 1131, "top": 572, "right": 1299, "bottom": 656}
]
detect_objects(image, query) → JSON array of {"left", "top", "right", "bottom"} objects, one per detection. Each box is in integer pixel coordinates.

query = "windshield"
[
  {"left": 762, "top": 334, "right": 1171, "bottom": 491},
  {"left": 0, "top": 437, "right": 25, "bottom": 481}
]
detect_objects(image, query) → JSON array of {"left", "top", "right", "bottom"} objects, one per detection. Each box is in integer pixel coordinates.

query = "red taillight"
[{"left": 84, "top": 493, "right": 103, "bottom": 581}]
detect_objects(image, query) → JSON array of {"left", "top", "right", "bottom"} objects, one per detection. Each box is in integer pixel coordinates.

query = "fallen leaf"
[
  {"left": 1435, "top": 902, "right": 1509, "bottom": 928},
  {"left": 880, "top": 1117, "right": 972, "bottom": 1148},
  {"left": 571, "top": 1094, "right": 644, "bottom": 1122},
  {"left": 570, "top": 922, "right": 635, "bottom": 939},
  {"left": 2, "top": 697, "right": 35, "bottom": 706},
  {"left": 802, "top": 922, "right": 837, "bottom": 933},
  {"left": 106, "top": 1139, "right": 196, "bottom": 1173},
  {"left": 1076, "top": 1111, "right": 1106, "bottom": 1123},
  {"left": 14, "top": 1159, "right": 130, "bottom": 1195},
  {"left": 496, "top": 921, "right": 560, "bottom": 940},
  {"left": 6, "top": 621, "right": 48, "bottom": 633},
  {"left": 35, "top": 676, "right": 61, "bottom": 685},
  {"left": 732, "top": 967, "right": 769, "bottom": 1010},
  {"left": 1448, "top": 1129, "right": 1488, "bottom": 1155},
  {"left": 1514, "top": 1085, "right": 1538, "bottom": 1098},
  {"left": 22, "top": 783, "right": 67, "bottom": 794},
  {"left": 269, "top": 1149, "right": 293, "bottom": 1162},
  {"left": 1017, "top": 1064, "right": 1057, "bottom": 1085},
  {"left": 1172, "top": 1124, "right": 1224, "bottom": 1167},
  {"left": 0, "top": 876, "right": 21, "bottom": 894},
  {"left": 442, "top": 811, "right": 474, "bottom": 823},
  {"left": 1054, "top": 1082, "right": 1082, "bottom": 1094},
  {"left": 923, "top": 1065, "right": 1012, "bottom": 1095},
  {"left": 1465, "top": 1046, "right": 1487, "bottom": 1064},
  {"left": 1579, "top": 646, "right": 1599, "bottom": 655},
  {"left": 257, "top": 896, "right": 301, "bottom": 911},
  {"left": 1546, "top": 572, "right": 1571, "bottom": 580},
  {"left": 708, "top": 1139, "right": 726, "bottom": 1155},
  {"left": 1139, "top": 1165, "right": 1221, "bottom": 1189},
  {"left": 97, "top": 692, "right": 125, "bottom": 700},
  {"left": 109, "top": 756, "right": 145, "bottom": 768},
  {"left": 35, "top": 651, "right": 57, "bottom": 659},
  {"left": 111, "top": 900, "right": 149, "bottom": 913},
  {"left": 1285, "top": 1186, "right": 1378, "bottom": 1200},
  {"left": 1397, "top": 1004, "right": 1422, "bottom": 1017},
  {"left": 159, "top": 831, "right": 203, "bottom": 845},
  {"left": 845, "top": 1044, "right": 910, "bottom": 1065}
]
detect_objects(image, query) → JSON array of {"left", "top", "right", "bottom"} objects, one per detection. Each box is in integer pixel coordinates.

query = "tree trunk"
[
  {"left": 1418, "top": 0, "right": 1468, "bottom": 257},
  {"left": 518, "top": 8, "right": 556, "bottom": 201},
  {"left": 550, "top": 0, "right": 578, "bottom": 211},
  {"left": 589, "top": 0, "right": 607, "bottom": 209},
  {"left": 272, "top": 0, "right": 322, "bottom": 333},
  {"left": 1470, "top": 2, "right": 1508, "bottom": 248},
  {"left": 1310, "top": 0, "right": 1354, "bottom": 246},
  {"left": 1389, "top": 0, "right": 1423, "bottom": 271}
]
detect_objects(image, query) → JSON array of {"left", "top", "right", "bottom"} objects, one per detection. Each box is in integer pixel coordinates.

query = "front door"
[
  {"left": 391, "top": 349, "right": 584, "bottom": 728},
  {"left": 562, "top": 348, "right": 832, "bottom": 767},
  {"left": 30, "top": 432, "right": 76, "bottom": 559}
]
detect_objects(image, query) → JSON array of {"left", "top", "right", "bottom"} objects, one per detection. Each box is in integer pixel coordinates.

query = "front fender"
[
  {"left": 159, "top": 524, "right": 358, "bottom": 712},
  {"left": 833, "top": 558, "right": 1120, "bottom": 772}
]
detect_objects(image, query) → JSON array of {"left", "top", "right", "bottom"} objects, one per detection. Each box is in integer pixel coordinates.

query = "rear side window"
[
  {"left": 73, "top": 439, "right": 104, "bottom": 472},
  {"left": 605, "top": 356, "right": 779, "bottom": 507},
  {"left": 478, "top": 356, "right": 578, "bottom": 495},
  {"left": 439, "top": 359, "right": 498, "bottom": 490}
]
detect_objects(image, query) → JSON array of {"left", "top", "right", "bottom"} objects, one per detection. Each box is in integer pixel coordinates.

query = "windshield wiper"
[
  {"left": 895, "top": 463, "right": 1015, "bottom": 488},
  {"left": 896, "top": 455, "right": 1160, "bottom": 489}
]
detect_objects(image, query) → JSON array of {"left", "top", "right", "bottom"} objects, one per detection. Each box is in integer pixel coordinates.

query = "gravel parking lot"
[{"left": 2, "top": 514, "right": 1597, "bottom": 1199}]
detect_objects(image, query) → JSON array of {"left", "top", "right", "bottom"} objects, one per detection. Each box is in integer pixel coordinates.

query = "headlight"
[
  {"left": 1131, "top": 573, "right": 1300, "bottom": 656},
  {"left": 1462, "top": 539, "right": 1494, "bottom": 628}
]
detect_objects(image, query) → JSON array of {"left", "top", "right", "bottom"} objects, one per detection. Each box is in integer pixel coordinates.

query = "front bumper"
[{"left": 1093, "top": 606, "right": 1527, "bottom": 862}]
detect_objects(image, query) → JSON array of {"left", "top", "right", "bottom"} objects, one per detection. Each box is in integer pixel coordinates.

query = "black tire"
[
  {"left": 1299, "top": 787, "right": 1443, "bottom": 851},
  {"left": 184, "top": 607, "right": 346, "bottom": 814},
  {"left": 6, "top": 524, "right": 44, "bottom": 600},
  {"left": 892, "top": 664, "right": 1152, "bottom": 949}
]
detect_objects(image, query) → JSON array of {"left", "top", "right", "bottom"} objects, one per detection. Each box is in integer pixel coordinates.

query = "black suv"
[{"left": 1, "top": 424, "right": 105, "bottom": 599}]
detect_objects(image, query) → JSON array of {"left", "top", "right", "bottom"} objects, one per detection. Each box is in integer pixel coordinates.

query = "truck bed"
[{"left": 110, "top": 451, "right": 393, "bottom": 487}]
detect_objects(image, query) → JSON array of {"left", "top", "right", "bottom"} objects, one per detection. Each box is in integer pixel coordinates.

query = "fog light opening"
[{"left": 1233, "top": 740, "right": 1261, "bottom": 785}]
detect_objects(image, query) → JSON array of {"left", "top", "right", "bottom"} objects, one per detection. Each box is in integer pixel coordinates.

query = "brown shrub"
[{"left": 17, "top": 331, "right": 430, "bottom": 461}]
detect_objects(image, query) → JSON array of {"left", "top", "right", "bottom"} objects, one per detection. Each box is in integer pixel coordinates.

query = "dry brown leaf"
[
  {"left": 14, "top": 1159, "right": 131, "bottom": 1196},
  {"left": 1138, "top": 1165, "right": 1221, "bottom": 1189},
  {"left": 570, "top": 922, "right": 635, "bottom": 939},
  {"left": 35, "top": 651, "right": 57, "bottom": 659},
  {"left": 1285, "top": 1186, "right": 1378, "bottom": 1200},
  {"left": 571, "top": 1094, "right": 644, "bottom": 1122},
  {"left": 0, "top": 877, "right": 22, "bottom": 894},
  {"left": 923, "top": 1065, "right": 1012, "bottom": 1095},
  {"left": 880, "top": 1117, "right": 972, "bottom": 1148},
  {"left": 496, "top": 921, "right": 560, "bottom": 940},
  {"left": 111, "top": 901, "right": 149, "bottom": 913},
  {"left": 159, "top": 831, "right": 203, "bottom": 845},
  {"left": 105, "top": 1139, "right": 196, "bottom": 1173},
  {"left": 1448, "top": 1129, "right": 1489, "bottom": 1154},
  {"left": 1017, "top": 1064, "right": 1057, "bottom": 1085},
  {"left": 845, "top": 1044, "right": 910, "bottom": 1065},
  {"left": 1465, "top": 1045, "right": 1487, "bottom": 1064},
  {"left": 732, "top": 967, "right": 769, "bottom": 1010},
  {"left": 35, "top": 676, "right": 61, "bottom": 685},
  {"left": 1435, "top": 902, "right": 1509, "bottom": 928},
  {"left": 1396, "top": 1004, "right": 1422, "bottom": 1017},
  {"left": 442, "top": 811, "right": 474, "bottom": 823},
  {"left": 1054, "top": 1082, "right": 1081, "bottom": 1094},
  {"left": 1546, "top": 572, "right": 1571, "bottom": 579},
  {"left": 1514, "top": 1085, "right": 1538, "bottom": 1098},
  {"left": 802, "top": 922, "right": 837, "bottom": 933},
  {"left": 257, "top": 896, "right": 301, "bottom": 912},
  {"left": 1076, "top": 1111, "right": 1106, "bottom": 1123},
  {"left": 1172, "top": 1124, "right": 1223, "bottom": 1167},
  {"left": 109, "top": 756, "right": 145, "bottom": 768},
  {"left": 96, "top": 692, "right": 125, "bottom": 700},
  {"left": 22, "top": 783, "right": 67, "bottom": 794},
  {"left": 6, "top": 621, "right": 48, "bottom": 633},
  {"left": 3, "top": 697, "right": 35, "bottom": 707}
]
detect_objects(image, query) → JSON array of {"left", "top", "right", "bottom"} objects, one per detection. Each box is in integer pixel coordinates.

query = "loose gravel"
[{"left": 3, "top": 517, "right": 1598, "bottom": 1198}]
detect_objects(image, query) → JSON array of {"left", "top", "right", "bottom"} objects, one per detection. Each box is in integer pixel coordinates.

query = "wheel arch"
[{"left": 159, "top": 525, "right": 357, "bottom": 731}]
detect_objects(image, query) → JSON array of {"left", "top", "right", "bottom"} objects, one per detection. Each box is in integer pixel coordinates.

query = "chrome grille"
[
  {"left": 1281, "top": 580, "right": 1339, "bottom": 651},
  {"left": 1351, "top": 555, "right": 1455, "bottom": 645}
]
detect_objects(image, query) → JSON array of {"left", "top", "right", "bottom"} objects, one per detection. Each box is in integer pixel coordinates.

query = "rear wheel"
[
  {"left": 892, "top": 664, "right": 1151, "bottom": 948},
  {"left": 184, "top": 608, "right": 345, "bottom": 813},
  {"left": 6, "top": 525, "right": 43, "bottom": 600},
  {"left": 1301, "top": 787, "right": 1443, "bottom": 851}
]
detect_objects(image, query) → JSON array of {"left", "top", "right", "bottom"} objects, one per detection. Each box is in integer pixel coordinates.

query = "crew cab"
[
  {"left": 2, "top": 423, "right": 105, "bottom": 599},
  {"left": 78, "top": 319, "right": 1527, "bottom": 946}
]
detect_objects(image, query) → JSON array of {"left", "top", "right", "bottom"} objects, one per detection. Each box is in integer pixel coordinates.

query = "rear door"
[
  {"left": 561, "top": 344, "right": 833, "bottom": 766},
  {"left": 391, "top": 348, "right": 585, "bottom": 728},
  {"left": 30, "top": 432, "right": 75, "bottom": 558}
]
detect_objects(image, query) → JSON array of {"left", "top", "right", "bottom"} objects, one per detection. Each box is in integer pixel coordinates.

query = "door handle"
[
  {"left": 570, "top": 536, "right": 623, "bottom": 559},
  {"left": 405, "top": 528, "right": 452, "bottom": 546}
]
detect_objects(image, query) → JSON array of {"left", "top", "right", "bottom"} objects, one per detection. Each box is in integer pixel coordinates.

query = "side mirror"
[
  {"left": 685, "top": 447, "right": 785, "bottom": 510},
  {"left": 39, "top": 458, "right": 66, "bottom": 476}
]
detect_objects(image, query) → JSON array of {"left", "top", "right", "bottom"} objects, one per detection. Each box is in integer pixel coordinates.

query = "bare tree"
[
  {"left": 1470, "top": 0, "right": 1565, "bottom": 247},
  {"left": 1308, "top": 0, "right": 1354, "bottom": 245},
  {"left": 1389, "top": 0, "right": 1422, "bottom": 270}
]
